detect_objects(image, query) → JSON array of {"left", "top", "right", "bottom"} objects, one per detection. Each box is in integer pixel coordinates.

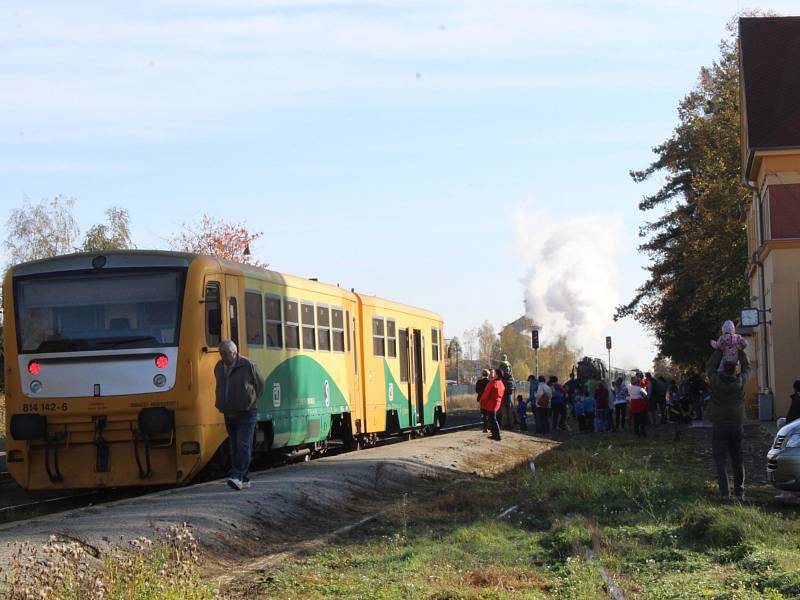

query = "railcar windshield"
[{"left": 15, "top": 269, "right": 186, "bottom": 354}]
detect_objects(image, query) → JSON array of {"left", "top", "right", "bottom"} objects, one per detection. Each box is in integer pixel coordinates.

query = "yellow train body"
[{"left": 2, "top": 251, "right": 446, "bottom": 490}]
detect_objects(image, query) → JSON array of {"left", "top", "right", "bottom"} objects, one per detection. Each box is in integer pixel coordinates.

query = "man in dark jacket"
[
  {"left": 498, "top": 356, "right": 516, "bottom": 429},
  {"left": 475, "top": 369, "right": 491, "bottom": 432},
  {"left": 215, "top": 340, "right": 264, "bottom": 490},
  {"left": 705, "top": 348, "right": 750, "bottom": 500}
]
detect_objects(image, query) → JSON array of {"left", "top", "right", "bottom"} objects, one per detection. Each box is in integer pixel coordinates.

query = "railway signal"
[{"left": 531, "top": 329, "right": 540, "bottom": 349}]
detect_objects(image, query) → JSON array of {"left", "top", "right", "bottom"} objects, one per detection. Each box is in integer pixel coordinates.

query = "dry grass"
[
  {"left": 0, "top": 392, "right": 5, "bottom": 440},
  {"left": 445, "top": 393, "right": 479, "bottom": 412}
]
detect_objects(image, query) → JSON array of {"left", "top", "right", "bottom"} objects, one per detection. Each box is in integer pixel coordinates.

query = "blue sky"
[{"left": 2, "top": 0, "right": 797, "bottom": 370}]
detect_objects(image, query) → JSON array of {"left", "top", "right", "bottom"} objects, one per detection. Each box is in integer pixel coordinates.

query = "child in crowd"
[
  {"left": 582, "top": 387, "right": 595, "bottom": 433},
  {"left": 516, "top": 395, "right": 528, "bottom": 431},
  {"left": 711, "top": 320, "right": 747, "bottom": 368}
]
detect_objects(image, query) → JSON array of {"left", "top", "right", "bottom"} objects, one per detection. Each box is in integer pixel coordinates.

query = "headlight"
[
  {"left": 786, "top": 433, "right": 800, "bottom": 448},
  {"left": 153, "top": 374, "right": 167, "bottom": 388}
]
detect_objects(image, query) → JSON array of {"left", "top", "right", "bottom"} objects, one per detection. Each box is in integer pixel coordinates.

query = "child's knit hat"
[{"left": 722, "top": 320, "right": 736, "bottom": 335}]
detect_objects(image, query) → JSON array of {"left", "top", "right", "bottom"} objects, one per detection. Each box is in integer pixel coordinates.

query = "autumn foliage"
[{"left": 171, "top": 215, "right": 266, "bottom": 267}]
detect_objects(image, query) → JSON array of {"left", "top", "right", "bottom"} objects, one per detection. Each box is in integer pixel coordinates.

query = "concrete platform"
[{"left": 0, "top": 431, "right": 554, "bottom": 565}]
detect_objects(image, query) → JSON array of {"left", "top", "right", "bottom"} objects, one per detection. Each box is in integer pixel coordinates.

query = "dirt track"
[{"left": 0, "top": 429, "right": 556, "bottom": 571}]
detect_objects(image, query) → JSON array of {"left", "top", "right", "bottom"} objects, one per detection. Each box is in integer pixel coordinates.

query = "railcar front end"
[{"left": 2, "top": 252, "right": 225, "bottom": 490}]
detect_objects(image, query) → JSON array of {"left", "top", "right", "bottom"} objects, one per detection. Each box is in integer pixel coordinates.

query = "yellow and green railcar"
[{"left": 2, "top": 250, "right": 446, "bottom": 490}]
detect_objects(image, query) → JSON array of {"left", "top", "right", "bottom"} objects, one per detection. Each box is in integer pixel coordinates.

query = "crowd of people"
[{"left": 474, "top": 355, "right": 712, "bottom": 442}]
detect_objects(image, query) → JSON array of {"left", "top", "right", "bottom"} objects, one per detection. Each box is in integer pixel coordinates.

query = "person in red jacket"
[
  {"left": 480, "top": 370, "right": 505, "bottom": 441},
  {"left": 627, "top": 376, "right": 649, "bottom": 437}
]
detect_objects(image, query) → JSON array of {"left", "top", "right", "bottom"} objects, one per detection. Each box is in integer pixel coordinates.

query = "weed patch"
[{"left": 0, "top": 524, "right": 217, "bottom": 600}]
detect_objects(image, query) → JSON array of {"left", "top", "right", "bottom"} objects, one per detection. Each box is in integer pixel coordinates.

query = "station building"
[{"left": 739, "top": 16, "right": 800, "bottom": 417}]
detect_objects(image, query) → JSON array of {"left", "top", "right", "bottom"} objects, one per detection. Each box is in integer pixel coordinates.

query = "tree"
[
  {"left": 82, "top": 207, "right": 133, "bottom": 252},
  {"left": 499, "top": 326, "right": 533, "bottom": 381},
  {"left": 615, "top": 23, "right": 749, "bottom": 368},
  {"left": 538, "top": 336, "right": 578, "bottom": 382},
  {"left": 462, "top": 327, "right": 478, "bottom": 361},
  {"left": 171, "top": 215, "right": 266, "bottom": 267},
  {"left": 4, "top": 196, "right": 79, "bottom": 264},
  {"left": 653, "top": 356, "right": 680, "bottom": 381},
  {"left": 476, "top": 321, "right": 500, "bottom": 368}
]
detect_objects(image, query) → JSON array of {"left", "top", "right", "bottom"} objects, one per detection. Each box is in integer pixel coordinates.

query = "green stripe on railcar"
[{"left": 258, "top": 355, "right": 349, "bottom": 448}]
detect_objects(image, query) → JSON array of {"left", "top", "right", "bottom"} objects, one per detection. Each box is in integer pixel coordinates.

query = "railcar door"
[{"left": 411, "top": 329, "right": 425, "bottom": 426}]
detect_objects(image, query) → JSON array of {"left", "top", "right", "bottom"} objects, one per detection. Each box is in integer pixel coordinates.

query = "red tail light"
[
  {"left": 28, "top": 361, "right": 41, "bottom": 375},
  {"left": 155, "top": 354, "right": 169, "bottom": 369}
]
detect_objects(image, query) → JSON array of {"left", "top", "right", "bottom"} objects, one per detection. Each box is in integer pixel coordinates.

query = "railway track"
[{"left": 0, "top": 418, "right": 482, "bottom": 526}]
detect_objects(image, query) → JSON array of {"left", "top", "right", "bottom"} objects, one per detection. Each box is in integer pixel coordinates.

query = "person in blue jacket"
[{"left": 582, "top": 387, "right": 596, "bottom": 433}]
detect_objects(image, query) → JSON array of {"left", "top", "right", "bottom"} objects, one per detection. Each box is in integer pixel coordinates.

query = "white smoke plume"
[{"left": 515, "top": 212, "right": 623, "bottom": 354}]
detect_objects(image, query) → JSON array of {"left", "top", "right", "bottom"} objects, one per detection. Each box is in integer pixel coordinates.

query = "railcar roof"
[{"left": 6, "top": 250, "right": 442, "bottom": 321}]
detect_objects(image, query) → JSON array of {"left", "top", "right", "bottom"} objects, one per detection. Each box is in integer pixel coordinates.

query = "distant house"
[
  {"left": 739, "top": 16, "right": 800, "bottom": 416},
  {"left": 504, "top": 315, "right": 540, "bottom": 345}
]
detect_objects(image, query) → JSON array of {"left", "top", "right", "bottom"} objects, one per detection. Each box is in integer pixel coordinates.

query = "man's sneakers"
[{"left": 226, "top": 477, "right": 251, "bottom": 490}]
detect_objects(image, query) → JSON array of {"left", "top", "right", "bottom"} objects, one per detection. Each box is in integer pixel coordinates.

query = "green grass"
[{"left": 253, "top": 428, "right": 800, "bottom": 600}]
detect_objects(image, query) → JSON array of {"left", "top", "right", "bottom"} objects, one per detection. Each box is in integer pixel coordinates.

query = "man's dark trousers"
[
  {"left": 489, "top": 410, "right": 501, "bottom": 440},
  {"left": 551, "top": 403, "right": 566, "bottom": 430},
  {"left": 225, "top": 411, "right": 258, "bottom": 481},
  {"left": 712, "top": 424, "right": 744, "bottom": 497}
]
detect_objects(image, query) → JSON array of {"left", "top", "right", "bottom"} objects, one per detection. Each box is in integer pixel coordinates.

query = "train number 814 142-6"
[{"left": 22, "top": 403, "right": 68, "bottom": 413}]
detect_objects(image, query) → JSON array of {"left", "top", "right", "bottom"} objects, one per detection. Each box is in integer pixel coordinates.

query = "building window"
[
  {"left": 372, "top": 317, "right": 385, "bottom": 357},
  {"left": 431, "top": 327, "right": 440, "bottom": 361},
  {"left": 245, "top": 291, "right": 264, "bottom": 346},
  {"left": 265, "top": 294, "right": 283, "bottom": 349},
  {"left": 284, "top": 299, "right": 300, "bottom": 350},
  {"left": 301, "top": 302, "right": 316, "bottom": 350},
  {"left": 387, "top": 319, "right": 397, "bottom": 358},
  {"left": 331, "top": 307, "right": 345, "bottom": 352},
  {"left": 317, "top": 304, "right": 331, "bottom": 351}
]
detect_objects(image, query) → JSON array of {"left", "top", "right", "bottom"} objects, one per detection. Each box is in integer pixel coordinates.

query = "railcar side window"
[
  {"left": 245, "top": 291, "right": 264, "bottom": 346},
  {"left": 301, "top": 302, "right": 316, "bottom": 350},
  {"left": 372, "top": 317, "right": 385, "bottom": 356},
  {"left": 331, "top": 307, "right": 345, "bottom": 352},
  {"left": 205, "top": 282, "right": 222, "bottom": 347},
  {"left": 346, "top": 310, "right": 351, "bottom": 352},
  {"left": 265, "top": 294, "right": 283, "bottom": 349},
  {"left": 229, "top": 297, "right": 239, "bottom": 348},
  {"left": 431, "top": 327, "right": 440, "bottom": 361},
  {"left": 317, "top": 304, "right": 331, "bottom": 351},
  {"left": 386, "top": 319, "right": 397, "bottom": 358},
  {"left": 399, "top": 329, "right": 409, "bottom": 383},
  {"left": 284, "top": 299, "right": 300, "bottom": 350}
]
